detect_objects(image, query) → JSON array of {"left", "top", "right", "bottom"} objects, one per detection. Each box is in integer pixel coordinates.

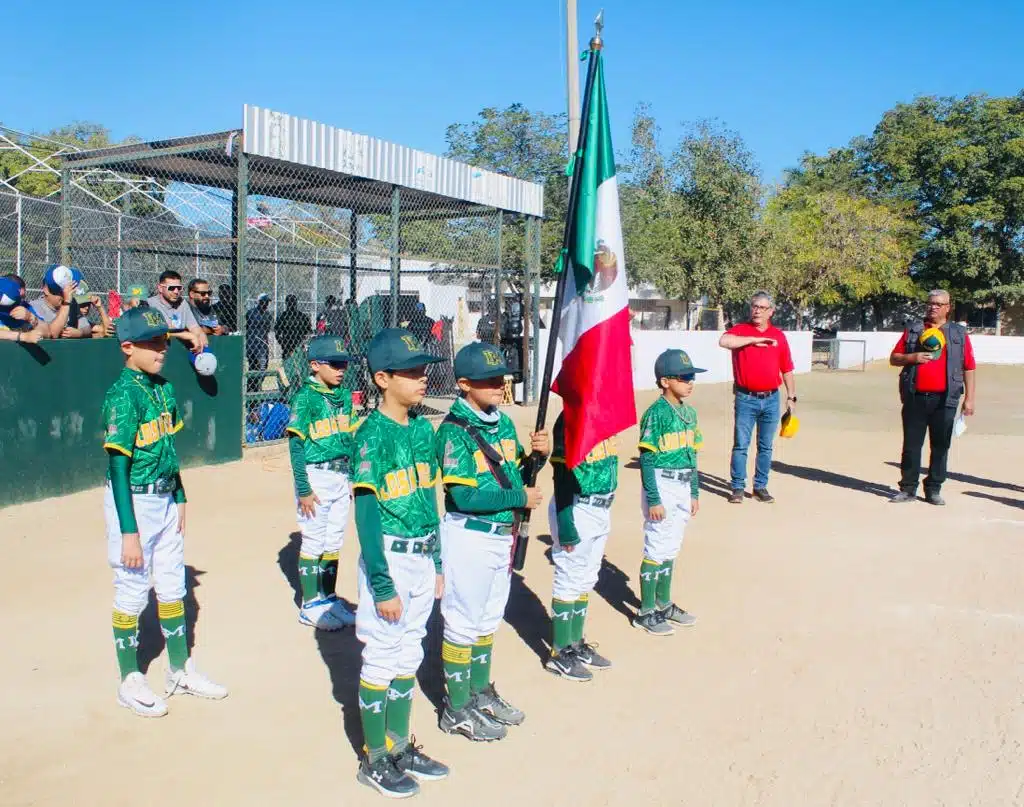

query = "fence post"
[
  {"left": 531, "top": 215, "right": 541, "bottom": 404},
  {"left": 273, "top": 242, "right": 279, "bottom": 321},
  {"left": 233, "top": 149, "right": 249, "bottom": 431},
  {"left": 389, "top": 186, "right": 400, "bottom": 327},
  {"left": 349, "top": 212, "right": 358, "bottom": 302},
  {"left": 194, "top": 228, "right": 200, "bottom": 281},
  {"left": 313, "top": 248, "right": 319, "bottom": 324},
  {"left": 116, "top": 213, "right": 123, "bottom": 292},
  {"left": 493, "top": 208, "right": 503, "bottom": 345},
  {"left": 15, "top": 194, "right": 22, "bottom": 277},
  {"left": 60, "top": 167, "right": 72, "bottom": 265}
]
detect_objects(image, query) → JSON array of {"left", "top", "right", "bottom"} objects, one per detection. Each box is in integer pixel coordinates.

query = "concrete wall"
[
  {"left": 835, "top": 331, "right": 1024, "bottom": 368},
  {"left": 536, "top": 328, "right": 814, "bottom": 391}
]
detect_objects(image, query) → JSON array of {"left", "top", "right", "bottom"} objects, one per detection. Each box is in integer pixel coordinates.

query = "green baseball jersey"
[
  {"left": 352, "top": 409, "right": 440, "bottom": 538},
  {"left": 285, "top": 379, "right": 355, "bottom": 464},
  {"left": 101, "top": 368, "right": 182, "bottom": 484},
  {"left": 436, "top": 397, "right": 526, "bottom": 525},
  {"left": 637, "top": 396, "right": 702, "bottom": 469},
  {"left": 550, "top": 413, "right": 618, "bottom": 496}
]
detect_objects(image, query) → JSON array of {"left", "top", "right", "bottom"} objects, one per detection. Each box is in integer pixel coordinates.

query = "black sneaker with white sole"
[
  {"left": 392, "top": 738, "right": 449, "bottom": 781},
  {"left": 439, "top": 700, "right": 507, "bottom": 742},
  {"left": 633, "top": 610, "right": 675, "bottom": 636},
  {"left": 356, "top": 754, "right": 419, "bottom": 799},
  {"left": 574, "top": 639, "right": 612, "bottom": 670},
  {"left": 545, "top": 646, "right": 593, "bottom": 682},
  {"left": 659, "top": 603, "right": 697, "bottom": 627}
]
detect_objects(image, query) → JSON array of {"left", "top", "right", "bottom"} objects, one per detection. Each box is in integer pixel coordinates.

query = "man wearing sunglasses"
[
  {"left": 719, "top": 291, "right": 796, "bottom": 504},
  {"left": 187, "top": 278, "right": 226, "bottom": 336},
  {"left": 147, "top": 270, "right": 207, "bottom": 353},
  {"left": 889, "top": 289, "right": 975, "bottom": 505}
]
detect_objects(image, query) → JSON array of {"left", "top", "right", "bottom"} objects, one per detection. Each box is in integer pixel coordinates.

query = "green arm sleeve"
[
  {"left": 173, "top": 473, "right": 187, "bottom": 504},
  {"left": 639, "top": 449, "right": 661, "bottom": 507},
  {"left": 448, "top": 485, "right": 527, "bottom": 514},
  {"left": 691, "top": 459, "right": 700, "bottom": 499},
  {"left": 289, "top": 435, "right": 312, "bottom": 497},
  {"left": 354, "top": 490, "right": 396, "bottom": 602},
  {"left": 108, "top": 451, "right": 138, "bottom": 534},
  {"left": 552, "top": 462, "right": 580, "bottom": 546}
]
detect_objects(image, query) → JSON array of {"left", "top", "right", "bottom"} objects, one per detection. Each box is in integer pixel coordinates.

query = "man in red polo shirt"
[
  {"left": 719, "top": 291, "right": 796, "bottom": 504},
  {"left": 889, "top": 289, "right": 976, "bottom": 506}
]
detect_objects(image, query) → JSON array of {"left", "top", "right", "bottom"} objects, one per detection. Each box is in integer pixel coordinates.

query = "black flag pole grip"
[{"left": 512, "top": 39, "right": 603, "bottom": 573}]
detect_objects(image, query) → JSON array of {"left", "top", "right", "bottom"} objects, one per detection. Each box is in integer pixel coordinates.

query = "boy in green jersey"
[
  {"left": 635, "top": 349, "right": 706, "bottom": 637},
  {"left": 546, "top": 413, "right": 619, "bottom": 681},
  {"left": 352, "top": 328, "right": 449, "bottom": 799},
  {"left": 102, "top": 307, "right": 227, "bottom": 717},
  {"left": 435, "top": 342, "right": 548, "bottom": 741},
  {"left": 286, "top": 336, "right": 357, "bottom": 630}
]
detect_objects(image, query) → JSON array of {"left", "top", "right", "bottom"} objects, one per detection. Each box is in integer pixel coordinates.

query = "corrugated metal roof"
[{"left": 243, "top": 105, "right": 544, "bottom": 218}]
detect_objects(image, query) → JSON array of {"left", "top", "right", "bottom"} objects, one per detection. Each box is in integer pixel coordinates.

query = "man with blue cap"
[{"left": 0, "top": 276, "right": 46, "bottom": 342}]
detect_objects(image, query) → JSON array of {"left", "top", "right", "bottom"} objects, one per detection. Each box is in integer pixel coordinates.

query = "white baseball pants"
[
  {"left": 641, "top": 474, "right": 692, "bottom": 563},
  {"left": 356, "top": 545, "right": 435, "bottom": 687},
  {"left": 440, "top": 513, "right": 513, "bottom": 646},
  {"left": 296, "top": 467, "right": 350, "bottom": 556},
  {"left": 548, "top": 498, "right": 611, "bottom": 601},
  {"left": 104, "top": 484, "right": 185, "bottom": 615}
]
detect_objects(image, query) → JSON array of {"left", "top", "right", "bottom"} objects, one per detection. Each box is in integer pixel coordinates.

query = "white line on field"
[
  {"left": 982, "top": 518, "right": 1024, "bottom": 527},
  {"left": 890, "top": 604, "right": 1024, "bottom": 625}
]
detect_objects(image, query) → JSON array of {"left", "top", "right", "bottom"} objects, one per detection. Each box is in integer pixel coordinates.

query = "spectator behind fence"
[
  {"left": 188, "top": 278, "right": 226, "bottom": 335},
  {"left": 146, "top": 270, "right": 206, "bottom": 353},
  {"left": 78, "top": 291, "right": 115, "bottom": 338},
  {"left": 0, "top": 276, "right": 46, "bottom": 343},
  {"left": 274, "top": 294, "right": 311, "bottom": 359},
  {"left": 246, "top": 293, "right": 273, "bottom": 392},
  {"left": 30, "top": 265, "right": 93, "bottom": 339},
  {"left": 319, "top": 295, "right": 347, "bottom": 336},
  {"left": 212, "top": 284, "right": 238, "bottom": 333}
]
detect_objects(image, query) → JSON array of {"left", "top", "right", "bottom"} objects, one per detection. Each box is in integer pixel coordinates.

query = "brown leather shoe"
[
  {"left": 728, "top": 490, "right": 744, "bottom": 504},
  {"left": 752, "top": 488, "right": 775, "bottom": 503}
]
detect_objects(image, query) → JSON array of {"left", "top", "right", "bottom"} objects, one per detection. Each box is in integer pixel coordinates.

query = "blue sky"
[{"left": 5, "top": 0, "right": 1022, "bottom": 184}]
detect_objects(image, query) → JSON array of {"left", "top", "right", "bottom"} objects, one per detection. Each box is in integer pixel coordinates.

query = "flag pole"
[{"left": 513, "top": 17, "right": 604, "bottom": 571}]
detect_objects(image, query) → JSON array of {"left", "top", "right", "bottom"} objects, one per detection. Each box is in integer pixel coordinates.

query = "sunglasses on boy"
[{"left": 665, "top": 374, "right": 696, "bottom": 383}]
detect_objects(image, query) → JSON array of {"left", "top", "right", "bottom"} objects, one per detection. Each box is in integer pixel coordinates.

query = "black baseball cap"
[
  {"left": 454, "top": 342, "right": 509, "bottom": 380},
  {"left": 366, "top": 328, "right": 445, "bottom": 373},
  {"left": 116, "top": 307, "right": 169, "bottom": 343}
]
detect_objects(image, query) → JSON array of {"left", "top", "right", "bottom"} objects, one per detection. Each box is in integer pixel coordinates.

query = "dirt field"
[{"left": 4, "top": 362, "right": 1024, "bottom": 807}]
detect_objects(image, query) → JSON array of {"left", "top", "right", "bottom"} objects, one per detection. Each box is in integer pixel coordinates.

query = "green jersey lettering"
[
  {"left": 352, "top": 410, "right": 439, "bottom": 538},
  {"left": 286, "top": 379, "right": 355, "bottom": 465},
  {"left": 435, "top": 397, "right": 526, "bottom": 525},
  {"left": 637, "top": 396, "right": 702, "bottom": 470},
  {"left": 550, "top": 413, "right": 618, "bottom": 495},
  {"left": 101, "top": 368, "right": 182, "bottom": 484}
]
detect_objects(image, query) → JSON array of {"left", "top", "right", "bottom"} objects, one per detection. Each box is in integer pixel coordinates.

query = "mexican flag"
[{"left": 550, "top": 49, "right": 637, "bottom": 468}]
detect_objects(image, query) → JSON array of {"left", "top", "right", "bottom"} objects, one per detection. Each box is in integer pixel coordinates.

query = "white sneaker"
[
  {"left": 298, "top": 598, "right": 349, "bottom": 631},
  {"left": 118, "top": 672, "right": 169, "bottom": 717},
  {"left": 165, "top": 658, "right": 229, "bottom": 699},
  {"left": 324, "top": 594, "right": 356, "bottom": 627}
]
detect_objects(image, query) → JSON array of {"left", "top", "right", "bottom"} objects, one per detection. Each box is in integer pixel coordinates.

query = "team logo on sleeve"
[{"left": 443, "top": 440, "right": 459, "bottom": 469}]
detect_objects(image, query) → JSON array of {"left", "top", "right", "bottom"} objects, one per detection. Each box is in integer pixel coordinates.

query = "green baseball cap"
[
  {"left": 72, "top": 279, "right": 93, "bottom": 304},
  {"left": 116, "top": 307, "right": 169, "bottom": 343},
  {"left": 654, "top": 348, "right": 706, "bottom": 379},
  {"left": 126, "top": 285, "right": 147, "bottom": 302},
  {"left": 454, "top": 341, "right": 508, "bottom": 381},
  {"left": 366, "top": 328, "right": 444, "bottom": 373},
  {"left": 307, "top": 335, "right": 353, "bottom": 363}
]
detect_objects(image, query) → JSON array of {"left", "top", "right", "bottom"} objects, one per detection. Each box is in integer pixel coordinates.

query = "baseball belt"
[
  {"left": 307, "top": 459, "right": 349, "bottom": 473},
  {"left": 576, "top": 493, "right": 615, "bottom": 508},
  {"left": 461, "top": 518, "right": 514, "bottom": 536},
  {"left": 388, "top": 533, "right": 438, "bottom": 556},
  {"left": 130, "top": 477, "right": 177, "bottom": 495},
  {"left": 656, "top": 469, "right": 693, "bottom": 482}
]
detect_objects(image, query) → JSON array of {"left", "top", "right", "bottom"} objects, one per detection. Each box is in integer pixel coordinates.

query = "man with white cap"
[{"left": 29, "top": 265, "right": 93, "bottom": 339}]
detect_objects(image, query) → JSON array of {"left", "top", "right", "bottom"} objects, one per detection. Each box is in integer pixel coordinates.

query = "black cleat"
[
  {"left": 356, "top": 754, "right": 419, "bottom": 799},
  {"left": 392, "top": 738, "right": 449, "bottom": 781}
]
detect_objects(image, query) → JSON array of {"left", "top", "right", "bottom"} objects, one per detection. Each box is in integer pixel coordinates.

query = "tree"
[{"left": 763, "top": 188, "right": 916, "bottom": 327}]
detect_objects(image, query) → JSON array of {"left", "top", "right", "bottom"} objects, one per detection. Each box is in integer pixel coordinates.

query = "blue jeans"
[{"left": 730, "top": 390, "right": 780, "bottom": 491}]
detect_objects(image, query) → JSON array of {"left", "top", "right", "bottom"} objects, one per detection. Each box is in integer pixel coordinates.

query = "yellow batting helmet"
[{"left": 779, "top": 411, "right": 800, "bottom": 439}]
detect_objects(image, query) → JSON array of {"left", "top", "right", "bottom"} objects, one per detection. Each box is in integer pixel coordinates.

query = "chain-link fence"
[{"left": 9, "top": 114, "right": 543, "bottom": 446}]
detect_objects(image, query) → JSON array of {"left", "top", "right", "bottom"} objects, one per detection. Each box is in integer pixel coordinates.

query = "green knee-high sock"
[
  {"left": 158, "top": 599, "right": 188, "bottom": 671},
  {"left": 385, "top": 675, "right": 416, "bottom": 752},
  {"left": 551, "top": 599, "right": 575, "bottom": 653},
  {"left": 442, "top": 640, "right": 472, "bottom": 710},
  {"left": 655, "top": 560, "right": 674, "bottom": 609},
  {"left": 571, "top": 594, "right": 589, "bottom": 644},
  {"left": 298, "top": 553, "right": 320, "bottom": 604},
  {"left": 640, "top": 557, "right": 660, "bottom": 614},
  {"left": 319, "top": 551, "right": 339, "bottom": 599},
  {"left": 470, "top": 634, "right": 494, "bottom": 694},
  {"left": 359, "top": 680, "right": 389, "bottom": 762},
  {"left": 112, "top": 610, "right": 140, "bottom": 679}
]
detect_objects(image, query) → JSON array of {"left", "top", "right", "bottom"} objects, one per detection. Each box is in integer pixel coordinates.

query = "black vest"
[{"left": 899, "top": 320, "right": 967, "bottom": 408}]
